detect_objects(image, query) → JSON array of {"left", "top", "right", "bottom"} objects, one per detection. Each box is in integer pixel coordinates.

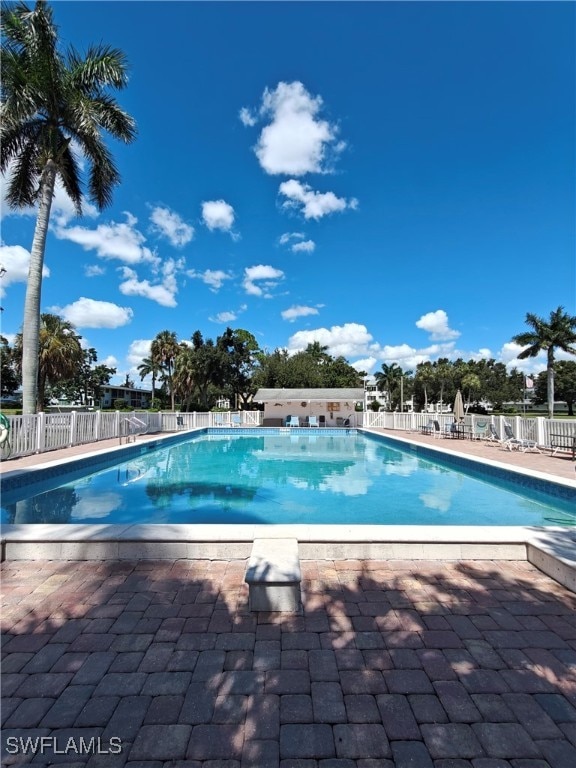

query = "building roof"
[{"left": 254, "top": 388, "right": 365, "bottom": 402}]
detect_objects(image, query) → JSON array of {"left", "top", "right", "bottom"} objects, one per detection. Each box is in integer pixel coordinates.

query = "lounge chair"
[
  {"left": 487, "top": 424, "right": 501, "bottom": 445},
  {"left": 422, "top": 420, "right": 443, "bottom": 438},
  {"left": 319, "top": 415, "right": 326, "bottom": 427},
  {"left": 231, "top": 413, "right": 241, "bottom": 427},
  {"left": 308, "top": 415, "right": 319, "bottom": 427},
  {"left": 472, "top": 421, "right": 488, "bottom": 440},
  {"left": 503, "top": 424, "right": 541, "bottom": 453},
  {"left": 214, "top": 413, "right": 225, "bottom": 427},
  {"left": 287, "top": 416, "right": 300, "bottom": 427}
]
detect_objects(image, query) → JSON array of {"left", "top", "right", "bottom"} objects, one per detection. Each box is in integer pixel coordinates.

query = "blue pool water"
[{"left": 1, "top": 431, "right": 574, "bottom": 526}]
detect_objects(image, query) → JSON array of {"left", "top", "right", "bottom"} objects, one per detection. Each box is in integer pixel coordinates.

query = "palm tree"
[
  {"left": 415, "top": 361, "right": 435, "bottom": 413},
  {"left": 1, "top": 0, "right": 136, "bottom": 413},
  {"left": 172, "top": 345, "right": 197, "bottom": 411},
  {"left": 375, "top": 363, "right": 402, "bottom": 410},
  {"left": 151, "top": 331, "right": 180, "bottom": 410},
  {"left": 14, "top": 313, "right": 83, "bottom": 411},
  {"left": 461, "top": 372, "right": 481, "bottom": 414},
  {"left": 137, "top": 356, "right": 161, "bottom": 405},
  {"left": 512, "top": 306, "right": 576, "bottom": 418}
]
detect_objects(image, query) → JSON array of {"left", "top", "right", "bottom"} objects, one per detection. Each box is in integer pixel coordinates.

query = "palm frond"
[
  {"left": 55, "top": 139, "right": 82, "bottom": 215},
  {"left": 67, "top": 44, "right": 131, "bottom": 90},
  {"left": 4, "top": 130, "right": 42, "bottom": 207},
  {"left": 1, "top": 0, "right": 136, "bottom": 219}
]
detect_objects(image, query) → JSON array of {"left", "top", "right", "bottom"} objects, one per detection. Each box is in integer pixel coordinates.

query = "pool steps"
[{"left": 245, "top": 538, "right": 301, "bottom": 611}]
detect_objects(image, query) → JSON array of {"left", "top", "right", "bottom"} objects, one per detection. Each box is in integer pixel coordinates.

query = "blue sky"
[{"left": 1, "top": 0, "right": 574, "bottom": 386}]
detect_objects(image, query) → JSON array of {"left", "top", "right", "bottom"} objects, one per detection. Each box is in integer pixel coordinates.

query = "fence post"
[
  {"left": 69, "top": 410, "right": 77, "bottom": 447},
  {"left": 115, "top": 410, "right": 120, "bottom": 438},
  {"left": 36, "top": 412, "right": 45, "bottom": 454},
  {"left": 94, "top": 410, "right": 101, "bottom": 442},
  {"left": 536, "top": 416, "right": 546, "bottom": 446}
]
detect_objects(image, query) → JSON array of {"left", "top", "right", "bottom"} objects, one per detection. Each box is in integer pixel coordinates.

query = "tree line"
[{"left": 2, "top": 310, "right": 576, "bottom": 415}]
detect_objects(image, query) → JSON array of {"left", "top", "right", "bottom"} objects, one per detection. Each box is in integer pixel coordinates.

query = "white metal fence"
[
  {"left": 1, "top": 410, "right": 263, "bottom": 460},
  {"left": 361, "top": 411, "right": 576, "bottom": 450},
  {"left": 2, "top": 409, "right": 575, "bottom": 461}
]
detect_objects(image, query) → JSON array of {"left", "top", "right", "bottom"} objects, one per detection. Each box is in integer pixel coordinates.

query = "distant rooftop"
[{"left": 254, "top": 387, "right": 365, "bottom": 402}]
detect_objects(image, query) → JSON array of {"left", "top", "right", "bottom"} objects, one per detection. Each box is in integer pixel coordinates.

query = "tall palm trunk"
[
  {"left": 168, "top": 363, "right": 175, "bottom": 410},
  {"left": 547, "top": 349, "right": 555, "bottom": 419},
  {"left": 22, "top": 161, "right": 57, "bottom": 414}
]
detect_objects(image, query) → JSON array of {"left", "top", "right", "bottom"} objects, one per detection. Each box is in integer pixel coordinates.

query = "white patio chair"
[{"left": 503, "top": 424, "right": 541, "bottom": 453}]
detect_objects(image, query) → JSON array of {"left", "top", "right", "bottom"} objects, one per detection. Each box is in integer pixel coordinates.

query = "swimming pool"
[{"left": 1, "top": 430, "right": 574, "bottom": 527}]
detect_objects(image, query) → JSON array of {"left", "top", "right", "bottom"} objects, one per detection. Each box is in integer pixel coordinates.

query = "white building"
[
  {"left": 254, "top": 388, "right": 365, "bottom": 427},
  {"left": 100, "top": 385, "right": 151, "bottom": 409}
]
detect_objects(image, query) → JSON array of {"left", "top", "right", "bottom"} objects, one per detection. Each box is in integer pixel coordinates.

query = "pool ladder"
[{"left": 119, "top": 416, "right": 148, "bottom": 445}]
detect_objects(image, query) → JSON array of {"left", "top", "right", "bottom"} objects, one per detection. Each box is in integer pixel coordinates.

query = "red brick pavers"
[{"left": 2, "top": 558, "right": 576, "bottom": 766}]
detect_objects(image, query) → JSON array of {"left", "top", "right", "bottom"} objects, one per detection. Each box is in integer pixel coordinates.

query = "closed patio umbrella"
[{"left": 453, "top": 389, "right": 465, "bottom": 423}]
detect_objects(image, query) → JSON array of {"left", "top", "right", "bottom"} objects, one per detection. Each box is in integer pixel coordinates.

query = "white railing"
[
  {"left": 361, "top": 411, "right": 576, "bottom": 448},
  {"left": 2, "top": 408, "right": 574, "bottom": 461},
  {"left": 0, "top": 410, "right": 264, "bottom": 460}
]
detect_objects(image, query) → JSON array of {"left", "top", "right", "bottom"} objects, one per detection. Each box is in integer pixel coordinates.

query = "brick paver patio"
[{"left": 2, "top": 557, "right": 576, "bottom": 766}]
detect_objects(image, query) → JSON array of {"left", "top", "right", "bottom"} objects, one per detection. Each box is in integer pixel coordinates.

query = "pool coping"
[{"left": 1, "top": 426, "right": 575, "bottom": 593}]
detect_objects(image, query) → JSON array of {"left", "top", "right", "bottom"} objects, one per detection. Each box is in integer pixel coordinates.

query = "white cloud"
[
  {"left": 210, "top": 311, "right": 238, "bottom": 323},
  {"left": 239, "top": 106, "right": 257, "bottom": 127},
  {"left": 416, "top": 309, "right": 460, "bottom": 341},
  {"left": 291, "top": 240, "right": 316, "bottom": 253},
  {"left": 149, "top": 206, "right": 194, "bottom": 247},
  {"left": 287, "top": 322, "right": 460, "bottom": 371},
  {"left": 243, "top": 264, "right": 284, "bottom": 297},
  {"left": 201, "top": 200, "right": 236, "bottom": 233},
  {"left": 494, "top": 341, "right": 570, "bottom": 375},
  {"left": 126, "top": 339, "right": 152, "bottom": 368},
  {"left": 102, "top": 355, "right": 118, "bottom": 368},
  {"left": 278, "top": 232, "right": 315, "bottom": 252},
  {"left": 350, "top": 357, "right": 378, "bottom": 373},
  {"left": 118, "top": 257, "right": 183, "bottom": 308},
  {"left": 51, "top": 297, "right": 133, "bottom": 329},
  {"left": 0, "top": 244, "right": 50, "bottom": 297},
  {"left": 54, "top": 213, "right": 159, "bottom": 266},
  {"left": 84, "top": 264, "right": 106, "bottom": 277},
  {"left": 377, "top": 343, "right": 440, "bottom": 370},
  {"left": 209, "top": 304, "right": 247, "bottom": 324},
  {"left": 243, "top": 81, "right": 344, "bottom": 175},
  {"left": 187, "top": 268, "right": 233, "bottom": 292},
  {"left": 279, "top": 179, "right": 357, "bottom": 220},
  {"left": 281, "top": 305, "right": 320, "bottom": 322},
  {"left": 288, "top": 322, "right": 377, "bottom": 358},
  {"left": 279, "top": 232, "right": 305, "bottom": 245}
]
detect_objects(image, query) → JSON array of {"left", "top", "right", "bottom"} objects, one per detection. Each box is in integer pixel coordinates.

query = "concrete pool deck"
[{"left": 1, "top": 427, "right": 575, "bottom": 593}]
